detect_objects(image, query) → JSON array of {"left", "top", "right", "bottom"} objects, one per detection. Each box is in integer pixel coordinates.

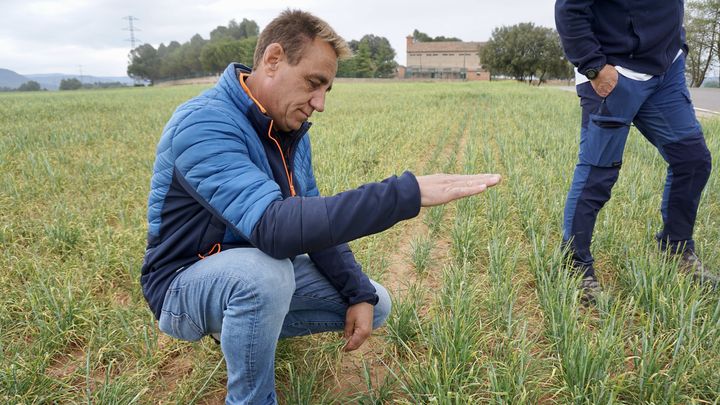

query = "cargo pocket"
[
  {"left": 681, "top": 86, "right": 693, "bottom": 105},
  {"left": 579, "top": 114, "right": 631, "bottom": 167},
  {"left": 159, "top": 310, "right": 205, "bottom": 342}
]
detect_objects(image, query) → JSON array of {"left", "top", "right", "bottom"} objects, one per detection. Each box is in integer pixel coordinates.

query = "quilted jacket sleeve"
[{"left": 172, "top": 107, "right": 282, "bottom": 239}]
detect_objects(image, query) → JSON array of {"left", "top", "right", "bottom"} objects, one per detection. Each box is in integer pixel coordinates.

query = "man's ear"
[{"left": 262, "top": 43, "right": 284, "bottom": 76}]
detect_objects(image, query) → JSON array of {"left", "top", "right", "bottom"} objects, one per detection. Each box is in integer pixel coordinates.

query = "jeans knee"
[
  {"left": 223, "top": 252, "right": 295, "bottom": 319},
  {"left": 372, "top": 283, "right": 392, "bottom": 329},
  {"left": 253, "top": 258, "right": 295, "bottom": 309}
]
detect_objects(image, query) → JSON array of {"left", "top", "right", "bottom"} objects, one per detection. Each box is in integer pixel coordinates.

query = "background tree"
[
  {"left": 158, "top": 41, "right": 182, "bottom": 79},
  {"left": 17, "top": 81, "right": 42, "bottom": 91},
  {"left": 180, "top": 34, "right": 208, "bottom": 77},
  {"left": 481, "top": 22, "right": 572, "bottom": 84},
  {"left": 201, "top": 37, "right": 257, "bottom": 73},
  {"left": 412, "top": 29, "right": 461, "bottom": 42},
  {"left": 337, "top": 35, "right": 397, "bottom": 78},
  {"left": 127, "top": 43, "right": 161, "bottom": 84},
  {"left": 233, "top": 18, "right": 259, "bottom": 39},
  {"left": 128, "top": 18, "right": 259, "bottom": 82},
  {"left": 534, "top": 28, "right": 574, "bottom": 85},
  {"left": 685, "top": 0, "right": 720, "bottom": 87},
  {"left": 212, "top": 18, "right": 259, "bottom": 41},
  {"left": 353, "top": 41, "right": 375, "bottom": 78},
  {"left": 59, "top": 78, "right": 82, "bottom": 90}
]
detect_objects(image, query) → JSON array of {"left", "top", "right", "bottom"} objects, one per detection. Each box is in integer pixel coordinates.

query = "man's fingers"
[
  {"left": 417, "top": 173, "right": 502, "bottom": 207},
  {"left": 343, "top": 320, "right": 353, "bottom": 340},
  {"left": 451, "top": 173, "right": 501, "bottom": 183},
  {"left": 449, "top": 174, "right": 502, "bottom": 196},
  {"left": 344, "top": 328, "right": 370, "bottom": 352},
  {"left": 475, "top": 173, "right": 502, "bottom": 186},
  {"left": 449, "top": 184, "right": 487, "bottom": 199}
]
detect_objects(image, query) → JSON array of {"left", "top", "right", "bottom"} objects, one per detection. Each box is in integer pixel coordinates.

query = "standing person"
[
  {"left": 555, "top": 0, "right": 716, "bottom": 302},
  {"left": 140, "top": 9, "right": 501, "bottom": 404}
]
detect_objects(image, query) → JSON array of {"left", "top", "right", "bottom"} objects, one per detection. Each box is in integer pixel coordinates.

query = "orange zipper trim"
[
  {"left": 238, "top": 72, "right": 296, "bottom": 196},
  {"left": 198, "top": 243, "right": 222, "bottom": 259},
  {"left": 267, "top": 121, "right": 296, "bottom": 196},
  {"left": 238, "top": 73, "right": 267, "bottom": 113}
]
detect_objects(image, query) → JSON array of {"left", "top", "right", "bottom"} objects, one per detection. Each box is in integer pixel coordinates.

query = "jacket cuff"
[
  {"left": 396, "top": 171, "right": 422, "bottom": 220},
  {"left": 578, "top": 54, "right": 608, "bottom": 76},
  {"left": 348, "top": 292, "right": 379, "bottom": 306}
]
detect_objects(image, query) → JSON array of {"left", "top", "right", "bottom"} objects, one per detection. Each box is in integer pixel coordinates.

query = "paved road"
[
  {"left": 689, "top": 88, "right": 720, "bottom": 116},
  {"left": 555, "top": 86, "right": 719, "bottom": 117}
]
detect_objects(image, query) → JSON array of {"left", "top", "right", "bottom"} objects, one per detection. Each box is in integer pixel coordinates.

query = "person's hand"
[
  {"left": 590, "top": 65, "right": 618, "bottom": 98},
  {"left": 343, "top": 302, "right": 374, "bottom": 352},
  {"left": 415, "top": 173, "right": 502, "bottom": 207}
]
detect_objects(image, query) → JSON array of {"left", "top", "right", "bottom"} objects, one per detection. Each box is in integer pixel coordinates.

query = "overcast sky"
[{"left": 0, "top": 0, "right": 557, "bottom": 77}]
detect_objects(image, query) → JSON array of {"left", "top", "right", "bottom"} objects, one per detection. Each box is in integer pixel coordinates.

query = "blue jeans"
[
  {"left": 157, "top": 248, "right": 392, "bottom": 404},
  {"left": 563, "top": 54, "right": 712, "bottom": 274}
]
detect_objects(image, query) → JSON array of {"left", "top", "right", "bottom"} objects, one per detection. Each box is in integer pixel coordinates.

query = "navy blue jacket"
[
  {"left": 555, "top": 0, "right": 687, "bottom": 76},
  {"left": 141, "top": 63, "right": 421, "bottom": 320}
]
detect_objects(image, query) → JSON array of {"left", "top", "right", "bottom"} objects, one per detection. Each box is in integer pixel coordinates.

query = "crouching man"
[{"left": 140, "top": 9, "right": 501, "bottom": 404}]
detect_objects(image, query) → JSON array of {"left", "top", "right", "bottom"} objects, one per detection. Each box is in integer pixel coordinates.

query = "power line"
[
  {"left": 123, "top": 15, "right": 144, "bottom": 85},
  {"left": 123, "top": 16, "right": 141, "bottom": 50}
]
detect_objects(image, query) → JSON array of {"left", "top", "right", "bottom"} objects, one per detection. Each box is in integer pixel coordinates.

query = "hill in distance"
[
  {"left": 0, "top": 68, "right": 134, "bottom": 90},
  {"left": 0, "top": 68, "right": 30, "bottom": 89},
  {"left": 25, "top": 73, "right": 134, "bottom": 90}
]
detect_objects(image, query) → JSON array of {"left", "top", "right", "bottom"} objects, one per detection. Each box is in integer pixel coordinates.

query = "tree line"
[
  {"left": 127, "top": 18, "right": 259, "bottom": 85},
  {"left": 1, "top": 79, "right": 130, "bottom": 92},
  {"left": 127, "top": 19, "right": 400, "bottom": 83},
  {"left": 0, "top": 80, "right": 45, "bottom": 92}
]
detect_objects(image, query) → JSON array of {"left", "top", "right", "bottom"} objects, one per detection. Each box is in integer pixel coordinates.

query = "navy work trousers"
[{"left": 563, "top": 54, "right": 712, "bottom": 274}]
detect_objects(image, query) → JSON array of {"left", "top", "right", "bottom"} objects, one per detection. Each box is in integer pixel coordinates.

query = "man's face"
[{"left": 266, "top": 38, "right": 338, "bottom": 132}]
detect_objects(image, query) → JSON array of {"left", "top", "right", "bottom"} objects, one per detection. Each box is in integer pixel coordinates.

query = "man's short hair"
[{"left": 253, "top": 9, "right": 351, "bottom": 68}]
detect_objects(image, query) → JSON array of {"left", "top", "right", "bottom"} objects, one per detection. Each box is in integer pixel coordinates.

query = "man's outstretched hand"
[
  {"left": 341, "top": 173, "right": 501, "bottom": 351},
  {"left": 416, "top": 173, "right": 502, "bottom": 207}
]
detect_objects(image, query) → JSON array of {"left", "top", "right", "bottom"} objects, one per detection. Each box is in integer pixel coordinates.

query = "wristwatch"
[{"left": 583, "top": 66, "right": 602, "bottom": 80}]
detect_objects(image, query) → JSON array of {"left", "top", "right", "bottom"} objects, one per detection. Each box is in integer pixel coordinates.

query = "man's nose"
[{"left": 310, "top": 91, "right": 325, "bottom": 112}]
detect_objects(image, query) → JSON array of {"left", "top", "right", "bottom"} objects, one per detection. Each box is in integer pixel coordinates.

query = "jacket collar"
[{"left": 217, "top": 63, "right": 311, "bottom": 140}]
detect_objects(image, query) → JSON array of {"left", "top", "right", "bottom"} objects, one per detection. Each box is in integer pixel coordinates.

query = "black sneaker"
[
  {"left": 678, "top": 250, "right": 719, "bottom": 288},
  {"left": 579, "top": 274, "right": 601, "bottom": 305}
]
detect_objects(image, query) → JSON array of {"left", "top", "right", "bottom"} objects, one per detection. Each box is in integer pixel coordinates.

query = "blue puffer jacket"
[
  {"left": 555, "top": 0, "right": 687, "bottom": 76},
  {"left": 141, "top": 63, "right": 421, "bottom": 320}
]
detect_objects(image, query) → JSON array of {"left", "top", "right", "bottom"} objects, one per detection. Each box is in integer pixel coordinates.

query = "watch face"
[{"left": 586, "top": 69, "right": 598, "bottom": 80}]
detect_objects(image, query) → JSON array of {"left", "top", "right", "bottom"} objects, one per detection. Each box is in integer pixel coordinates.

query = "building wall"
[
  {"left": 407, "top": 52, "right": 480, "bottom": 71},
  {"left": 467, "top": 70, "right": 490, "bottom": 81},
  {"left": 405, "top": 36, "right": 489, "bottom": 80}
]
